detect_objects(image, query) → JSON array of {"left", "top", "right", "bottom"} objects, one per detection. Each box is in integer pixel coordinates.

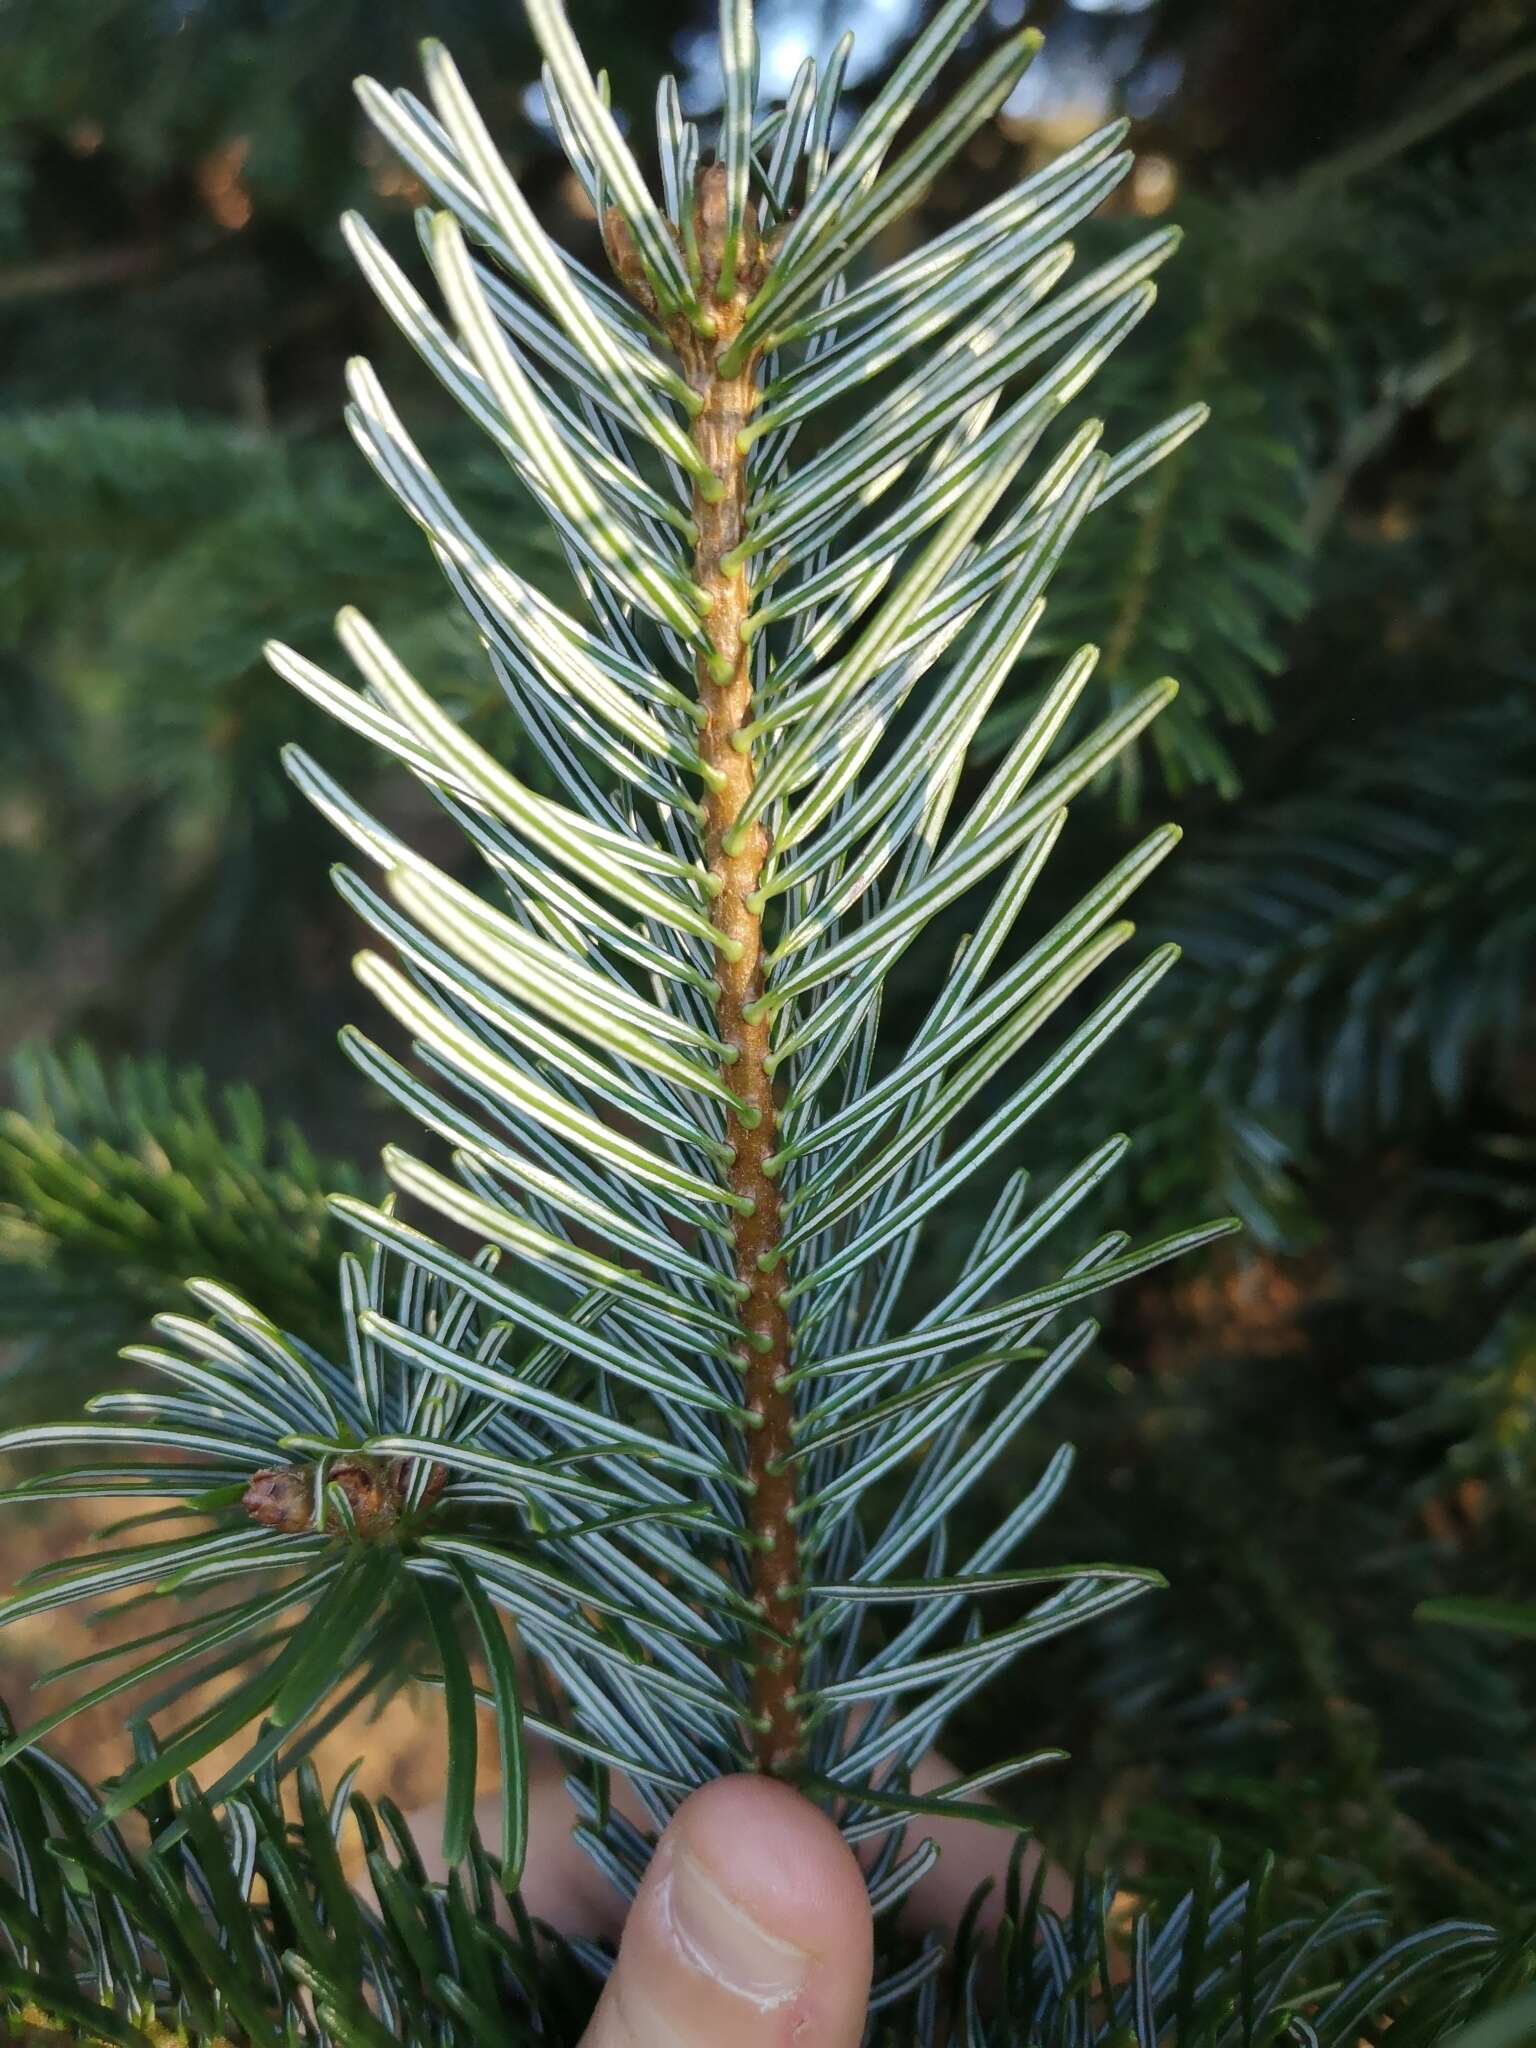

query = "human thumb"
[{"left": 579, "top": 1774, "right": 873, "bottom": 2047}]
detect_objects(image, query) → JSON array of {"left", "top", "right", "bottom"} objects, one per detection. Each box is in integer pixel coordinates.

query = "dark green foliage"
[
  {"left": 1025, "top": 1338, "right": 1536, "bottom": 1923},
  {"left": 984, "top": 1119, "right": 1536, "bottom": 1928},
  {"left": 0, "top": 1714, "right": 598, "bottom": 2046},
  {"left": 990, "top": 75, "right": 1536, "bottom": 809},
  {"left": 0, "top": 1043, "right": 360, "bottom": 1398},
  {"left": 1112, "top": 695, "right": 1536, "bottom": 1243},
  {"left": 937, "top": 1855, "right": 1532, "bottom": 2048},
  {"left": 0, "top": 408, "right": 556, "bottom": 1085},
  {"left": 1, "top": 1720, "right": 1528, "bottom": 2047}
]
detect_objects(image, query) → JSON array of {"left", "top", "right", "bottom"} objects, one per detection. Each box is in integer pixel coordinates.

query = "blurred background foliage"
[{"left": 1, "top": 0, "right": 1534, "bottom": 1945}]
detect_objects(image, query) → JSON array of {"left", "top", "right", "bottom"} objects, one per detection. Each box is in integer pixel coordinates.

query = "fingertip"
[
  {"left": 581, "top": 1774, "right": 872, "bottom": 2046},
  {"left": 671, "top": 1773, "right": 871, "bottom": 1963}
]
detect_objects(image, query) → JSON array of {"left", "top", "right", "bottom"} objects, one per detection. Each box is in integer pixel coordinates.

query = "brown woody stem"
[
  {"left": 611, "top": 170, "right": 803, "bottom": 1772},
  {"left": 693, "top": 369, "right": 803, "bottom": 1772}
]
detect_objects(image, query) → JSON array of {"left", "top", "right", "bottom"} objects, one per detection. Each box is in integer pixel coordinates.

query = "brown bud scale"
[{"left": 243, "top": 1455, "right": 446, "bottom": 1542}]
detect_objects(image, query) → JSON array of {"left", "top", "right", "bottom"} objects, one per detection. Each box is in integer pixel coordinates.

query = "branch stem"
[
  {"left": 672, "top": 231, "right": 802, "bottom": 1788},
  {"left": 608, "top": 170, "right": 803, "bottom": 1771},
  {"left": 690, "top": 334, "right": 803, "bottom": 1774}
]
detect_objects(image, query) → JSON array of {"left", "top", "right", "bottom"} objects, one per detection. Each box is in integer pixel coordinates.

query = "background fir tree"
[{"left": 1, "top": 0, "right": 1534, "bottom": 1997}]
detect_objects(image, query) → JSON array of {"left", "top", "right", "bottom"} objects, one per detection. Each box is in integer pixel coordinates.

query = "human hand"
[
  {"left": 577, "top": 1773, "right": 870, "bottom": 2046},
  {"left": 418, "top": 1744, "right": 1069, "bottom": 2045}
]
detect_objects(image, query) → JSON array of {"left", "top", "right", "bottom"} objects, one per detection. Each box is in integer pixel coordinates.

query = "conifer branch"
[{"left": 0, "top": 0, "right": 1243, "bottom": 1945}]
